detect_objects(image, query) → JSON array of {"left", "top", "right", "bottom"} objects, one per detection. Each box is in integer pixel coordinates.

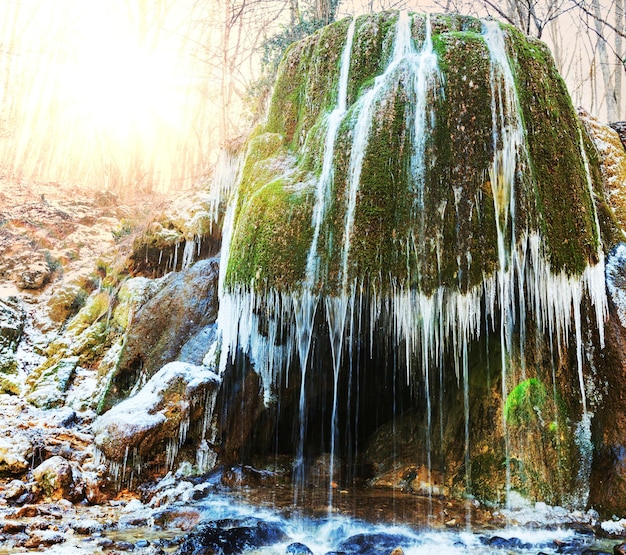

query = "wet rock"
[
  {"left": 152, "top": 507, "right": 201, "bottom": 531},
  {"left": 221, "top": 465, "right": 278, "bottom": 488},
  {"left": 615, "top": 544, "right": 626, "bottom": 555},
  {"left": 70, "top": 518, "right": 104, "bottom": 534},
  {"left": 0, "top": 431, "right": 33, "bottom": 475},
  {"left": 93, "top": 361, "right": 220, "bottom": 467},
  {"left": 106, "top": 258, "right": 220, "bottom": 408},
  {"left": 337, "top": 532, "right": 415, "bottom": 555},
  {"left": 23, "top": 529, "right": 66, "bottom": 548},
  {"left": 32, "top": 455, "right": 74, "bottom": 499},
  {"left": 287, "top": 542, "right": 314, "bottom": 555},
  {"left": 177, "top": 519, "right": 288, "bottom": 555},
  {"left": 481, "top": 535, "right": 531, "bottom": 549}
]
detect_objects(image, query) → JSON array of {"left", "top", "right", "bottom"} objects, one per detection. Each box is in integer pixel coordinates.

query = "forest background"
[{"left": 0, "top": 0, "right": 623, "bottom": 194}]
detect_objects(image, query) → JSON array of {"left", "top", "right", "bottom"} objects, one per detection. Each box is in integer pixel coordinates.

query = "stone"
[
  {"left": 0, "top": 432, "right": 33, "bottom": 475},
  {"left": 152, "top": 507, "right": 201, "bottom": 531},
  {"left": 83, "top": 469, "right": 109, "bottom": 504},
  {"left": 2, "top": 479, "right": 29, "bottom": 501},
  {"left": 103, "top": 258, "right": 220, "bottom": 409},
  {"left": 337, "top": 533, "right": 415, "bottom": 555},
  {"left": 615, "top": 544, "right": 626, "bottom": 555},
  {"left": 31, "top": 455, "right": 74, "bottom": 499},
  {"left": 93, "top": 361, "right": 220, "bottom": 469},
  {"left": 23, "top": 529, "right": 66, "bottom": 548},
  {"left": 70, "top": 518, "right": 104, "bottom": 535},
  {"left": 18, "top": 256, "right": 52, "bottom": 290},
  {"left": 287, "top": 542, "right": 314, "bottom": 555},
  {"left": 26, "top": 356, "right": 79, "bottom": 408},
  {"left": 0, "top": 519, "right": 27, "bottom": 533},
  {"left": 177, "top": 519, "right": 287, "bottom": 555}
]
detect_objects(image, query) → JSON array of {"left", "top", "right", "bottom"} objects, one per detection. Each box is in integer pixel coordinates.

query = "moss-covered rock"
[
  {"left": 100, "top": 259, "right": 221, "bottom": 412},
  {"left": 227, "top": 13, "right": 603, "bottom": 294},
  {"left": 26, "top": 356, "right": 79, "bottom": 409},
  {"left": 218, "top": 11, "right": 613, "bottom": 509}
]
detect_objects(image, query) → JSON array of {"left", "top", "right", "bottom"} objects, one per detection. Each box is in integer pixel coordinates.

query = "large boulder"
[
  {"left": 93, "top": 362, "right": 221, "bottom": 477},
  {"left": 0, "top": 432, "right": 33, "bottom": 476},
  {"left": 100, "top": 258, "right": 220, "bottom": 410}
]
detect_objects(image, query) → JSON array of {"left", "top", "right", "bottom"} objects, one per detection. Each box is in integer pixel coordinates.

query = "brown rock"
[
  {"left": 23, "top": 529, "right": 66, "bottom": 548},
  {"left": 0, "top": 519, "right": 27, "bottom": 533},
  {"left": 32, "top": 455, "right": 74, "bottom": 500}
]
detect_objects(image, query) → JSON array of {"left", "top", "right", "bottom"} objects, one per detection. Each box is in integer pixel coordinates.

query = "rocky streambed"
[{"left": 0, "top": 387, "right": 625, "bottom": 555}]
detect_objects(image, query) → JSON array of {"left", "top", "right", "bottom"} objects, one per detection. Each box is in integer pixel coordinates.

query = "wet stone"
[
  {"left": 23, "top": 529, "right": 66, "bottom": 548},
  {"left": 287, "top": 542, "right": 315, "bottom": 555},
  {"left": 178, "top": 519, "right": 288, "bottom": 555},
  {"left": 337, "top": 533, "right": 415, "bottom": 555},
  {"left": 481, "top": 536, "right": 532, "bottom": 549}
]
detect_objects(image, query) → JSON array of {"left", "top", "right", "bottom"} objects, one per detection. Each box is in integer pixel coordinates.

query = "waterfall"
[
  {"left": 483, "top": 18, "right": 529, "bottom": 507},
  {"left": 213, "top": 12, "right": 609, "bottom": 509}
]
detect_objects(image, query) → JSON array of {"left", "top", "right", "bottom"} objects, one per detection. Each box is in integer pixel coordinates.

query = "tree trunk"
[
  {"left": 615, "top": 0, "right": 624, "bottom": 119},
  {"left": 592, "top": 0, "right": 619, "bottom": 121}
]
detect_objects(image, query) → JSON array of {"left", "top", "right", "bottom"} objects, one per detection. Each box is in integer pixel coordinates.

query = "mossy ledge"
[{"left": 227, "top": 11, "right": 604, "bottom": 295}]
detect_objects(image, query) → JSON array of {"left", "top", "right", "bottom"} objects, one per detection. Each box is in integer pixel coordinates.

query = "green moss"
[
  {"left": 66, "top": 291, "right": 111, "bottom": 336},
  {"left": 266, "top": 18, "right": 353, "bottom": 150},
  {"left": 347, "top": 12, "right": 397, "bottom": 106},
  {"left": 226, "top": 178, "right": 313, "bottom": 290},
  {"left": 506, "top": 27, "right": 599, "bottom": 273},
  {"left": 426, "top": 30, "right": 498, "bottom": 293},
  {"left": 504, "top": 377, "right": 547, "bottom": 426}
]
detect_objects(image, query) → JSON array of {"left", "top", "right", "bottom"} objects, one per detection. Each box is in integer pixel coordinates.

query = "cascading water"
[{"left": 215, "top": 9, "right": 611, "bottom": 515}]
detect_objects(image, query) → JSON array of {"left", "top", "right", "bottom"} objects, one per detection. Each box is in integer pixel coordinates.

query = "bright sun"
[
  {"left": 0, "top": 0, "right": 209, "bottom": 191},
  {"left": 60, "top": 3, "right": 188, "bottom": 142}
]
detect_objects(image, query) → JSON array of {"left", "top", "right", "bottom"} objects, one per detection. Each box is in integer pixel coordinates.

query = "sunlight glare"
[{"left": 0, "top": 0, "right": 211, "bottom": 192}]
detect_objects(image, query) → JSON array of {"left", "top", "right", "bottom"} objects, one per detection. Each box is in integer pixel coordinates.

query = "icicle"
[{"left": 181, "top": 238, "right": 195, "bottom": 270}]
